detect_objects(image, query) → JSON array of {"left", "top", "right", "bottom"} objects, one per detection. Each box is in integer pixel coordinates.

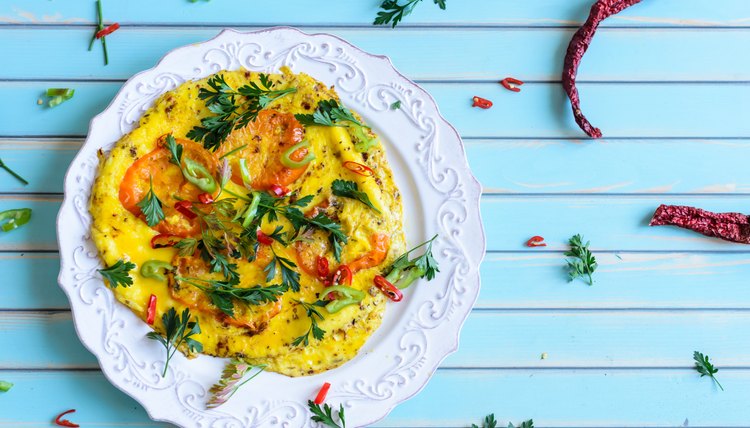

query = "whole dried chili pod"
[
  {"left": 562, "top": 0, "right": 643, "bottom": 138},
  {"left": 649, "top": 204, "right": 750, "bottom": 244}
]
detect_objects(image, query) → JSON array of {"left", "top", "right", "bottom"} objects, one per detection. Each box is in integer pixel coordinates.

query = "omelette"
[{"left": 90, "top": 67, "right": 407, "bottom": 376}]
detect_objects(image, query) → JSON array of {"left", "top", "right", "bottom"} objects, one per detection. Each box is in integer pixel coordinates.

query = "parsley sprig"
[
  {"left": 146, "top": 307, "right": 203, "bottom": 377},
  {"left": 472, "top": 415, "right": 533, "bottom": 428},
  {"left": 176, "top": 276, "right": 288, "bottom": 318},
  {"left": 332, "top": 179, "right": 381, "bottom": 213},
  {"left": 383, "top": 235, "right": 439, "bottom": 288},
  {"left": 308, "top": 400, "right": 345, "bottom": 428},
  {"left": 292, "top": 300, "right": 326, "bottom": 347},
  {"left": 565, "top": 234, "right": 597, "bottom": 285},
  {"left": 374, "top": 0, "right": 447, "bottom": 28},
  {"left": 694, "top": 351, "right": 724, "bottom": 391},
  {"left": 295, "top": 100, "right": 377, "bottom": 152},
  {"left": 136, "top": 177, "right": 165, "bottom": 227},
  {"left": 264, "top": 248, "right": 301, "bottom": 292},
  {"left": 187, "top": 74, "right": 297, "bottom": 151},
  {"left": 97, "top": 259, "right": 136, "bottom": 288}
]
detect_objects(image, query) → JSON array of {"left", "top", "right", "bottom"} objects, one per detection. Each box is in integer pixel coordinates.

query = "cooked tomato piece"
[
  {"left": 349, "top": 233, "right": 390, "bottom": 273},
  {"left": 216, "top": 110, "right": 308, "bottom": 190},
  {"left": 293, "top": 231, "right": 330, "bottom": 277},
  {"left": 119, "top": 135, "right": 218, "bottom": 236}
]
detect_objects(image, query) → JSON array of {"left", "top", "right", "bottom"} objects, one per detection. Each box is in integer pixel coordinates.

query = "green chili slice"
[
  {"left": 321, "top": 285, "right": 366, "bottom": 313},
  {"left": 242, "top": 192, "right": 262, "bottom": 228},
  {"left": 0, "top": 381, "right": 13, "bottom": 392},
  {"left": 238, "top": 158, "right": 253, "bottom": 188},
  {"left": 281, "top": 140, "right": 315, "bottom": 169},
  {"left": 46, "top": 88, "right": 75, "bottom": 99},
  {"left": 140, "top": 260, "right": 173, "bottom": 281},
  {"left": 0, "top": 208, "right": 31, "bottom": 232},
  {"left": 181, "top": 157, "right": 217, "bottom": 193}
]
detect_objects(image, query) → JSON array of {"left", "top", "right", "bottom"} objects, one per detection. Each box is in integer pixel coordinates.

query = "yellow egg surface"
[{"left": 90, "top": 67, "right": 406, "bottom": 376}]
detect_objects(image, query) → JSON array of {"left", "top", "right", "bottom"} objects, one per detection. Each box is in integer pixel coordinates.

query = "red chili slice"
[
  {"left": 343, "top": 161, "right": 374, "bottom": 177},
  {"left": 150, "top": 233, "right": 181, "bottom": 249},
  {"left": 95, "top": 22, "right": 120, "bottom": 39},
  {"left": 257, "top": 229, "right": 274, "bottom": 246},
  {"left": 174, "top": 200, "right": 197, "bottom": 219},
  {"left": 314, "top": 382, "right": 331, "bottom": 405},
  {"left": 146, "top": 294, "right": 157, "bottom": 325},
  {"left": 317, "top": 256, "right": 330, "bottom": 279},
  {"left": 374, "top": 275, "right": 403, "bottom": 302},
  {"left": 332, "top": 265, "right": 352, "bottom": 286},
  {"left": 526, "top": 236, "right": 547, "bottom": 247},
  {"left": 269, "top": 184, "right": 290, "bottom": 197},
  {"left": 54, "top": 409, "right": 80, "bottom": 427},
  {"left": 198, "top": 193, "right": 214, "bottom": 204},
  {"left": 472, "top": 96, "right": 493, "bottom": 109},
  {"left": 500, "top": 77, "right": 524, "bottom": 92}
]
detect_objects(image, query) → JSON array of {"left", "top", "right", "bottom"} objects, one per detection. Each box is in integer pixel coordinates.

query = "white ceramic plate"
[{"left": 57, "top": 27, "right": 484, "bottom": 427}]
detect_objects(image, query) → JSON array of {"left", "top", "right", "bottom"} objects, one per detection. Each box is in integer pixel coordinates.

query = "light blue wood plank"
[
  {"left": 5, "top": 252, "right": 750, "bottom": 310},
  {"left": 0, "top": 369, "right": 743, "bottom": 426},
  {"left": 3, "top": 27, "right": 750, "bottom": 82},
  {"left": 11, "top": 195, "right": 750, "bottom": 251},
  {"left": 0, "top": 253, "right": 66, "bottom": 309},
  {"left": 1, "top": 0, "right": 747, "bottom": 27},
  {"left": 480, "top": 252, "right": 750, "bottom": 309},
  {"left": 2, "top": 82, "right": 750, "bottom": 138},
  {"left": 4, "top": 310, "right": 749, "bottom": 369},
  {"left": 10, "top": 138, "right": 750, "bottom": 195}
]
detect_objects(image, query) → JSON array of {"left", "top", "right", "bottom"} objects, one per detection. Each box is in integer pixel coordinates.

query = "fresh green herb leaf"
[
  {"left": 207, "top": 360, "right": 266, "bottom": 408},
  {"left": 472, "top": 414, "right": 497, "bottom": 428},
  {"left": 383, "top": 234, "right": 439, "bottom": 288},
  {"left": 331, "top": 179, "right": 381, "bottom": 213},
  {"left": 390, "top": 100, "right": 402, "bottom": 110},
  {"left": 308, "top": 400, "right": 345, "bottom": 428},
  {"left": 97, "top": 259, "right": 136, "bottom": 288},
  {"left": 294, "top": 99, "right": 377, "bottom": 152},
  {"left": 0, "top": 380, "right": 13, "bottom": 392},
  {"left": 177, "top": 276, "right": 288, "bottom": 318},
  {"left": 511, "top": 420, "right": 534, "bottom": 428},
  {"left": 176, "top": 238, "right": 199, "bottom": 256},
  {"left": 292, "top": 300, "right": 326, "bottom": 347},
  {"left": 187, "top": 74, "right": 296, "bottom": 151},
  {"left": 694, "top": 351, "right": 724, "bottom": 391},
  {"left": 374, "top": 0, "right": 447, "bottom": 28},
  {"left": 0, "top": 158, "right": 29, "bottom": 185},
  {"left": 136, "top": 177, "right": 165, "bottom": 227},
  {"left": 565, "top": 234, "right": 597, "bottom": 285},
  {"left": 166, "top": 134, "right": 183, "bottom": 166},
  {"left": 146, "top": 307, "right": 203, "bottom": 377},
  {"left": 265, "top": 248, "right": 301, "bottom": 292}
]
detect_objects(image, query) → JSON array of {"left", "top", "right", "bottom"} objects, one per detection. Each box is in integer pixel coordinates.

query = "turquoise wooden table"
[{"left": 2, "top": 0, "right": 750, "bottom": 426}]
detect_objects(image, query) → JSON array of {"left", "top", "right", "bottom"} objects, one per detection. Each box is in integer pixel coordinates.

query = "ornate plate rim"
[{"left": 56, "top": 26, "right": 485, "bottom": 427}]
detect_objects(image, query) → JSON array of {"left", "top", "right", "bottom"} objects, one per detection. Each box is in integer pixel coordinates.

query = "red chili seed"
[
  {"left": 562, "top": 0, "right": 643, "bottom": 139},
  {"left": 471, "top": 96, "right": 493, "bottom": 109},
  {"left": 649, "top": 204, "right": 750, "bottom": 244}
]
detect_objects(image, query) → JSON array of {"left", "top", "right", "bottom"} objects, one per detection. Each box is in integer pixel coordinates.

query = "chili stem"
[
  {"left": 219, "top": 144, "right": 248, "bottom": 159},
  {"left": 0, "top": 159, "right": 28, "bottom": 185}
]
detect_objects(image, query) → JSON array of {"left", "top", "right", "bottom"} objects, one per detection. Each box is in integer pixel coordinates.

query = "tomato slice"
[
  {"left": 349, "top": 233, "right": 390, "bottom": 273},
  {"left": 119, "top": 136, "right": 218, "bottom": 236},
  {"left": 216, "top": 110, "right": 308, "bottom": 190}
]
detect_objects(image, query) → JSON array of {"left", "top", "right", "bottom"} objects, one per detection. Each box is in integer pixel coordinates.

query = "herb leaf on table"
[
  {"left": 565, "top": 234, "right": 597, "bottom": 285},
  {"left": 374, "top": 0, "right": 447, "bottom": 28},
  {"left": 694, "top": 351, "right": 724, "bottom": 391}
]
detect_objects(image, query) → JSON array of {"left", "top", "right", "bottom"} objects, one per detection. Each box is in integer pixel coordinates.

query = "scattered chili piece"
[
  {"left": 500, "top": 77, "right": 524, "bottom": 92},
  {"left": 88, "top": 0, "right": 110, "bottom": 66},
  {"left": 95, "top": 22, "right": 120, "bottom": 39},
  {"left": 269, "top": 184, "right": 290, "bottom": 197},
  {"left": 0, "top": 208, "right": 32, "bottom": 232},
  {"left": 314, "top": 382, "right": 331, "bottom": 405},
  {"left": 471, "top": 96, "right": 493, "bottom": 109},
  {"left": 374, "top": 275, "right": 403, "bottom": 302},
  {"left": 332, "top": 265, "right": 353, "bottom": 286},
  {"left": 256, "top": 229, "right": 274, "bottom": 246},
  {"left": 649, "top": 204, "right": 750, "bottom": 244},
  {"left": 174, "top": 200, "right": 197, "bottom": 219},
  {"left": 54, "top": 409, "right": 80, "bottom": 428},
  {"left": 343, "top": 161, "right": 374, "bottom": 177},
  {"left": 317, "top": 256, "right": 330, "bottom": 279},
  {"left": 526, "top": 236, "right": 547, "bottom": 247},
  {"left": 146, "top": 294, "right": 157, "bottom": 325},
  {"left": 150, "top": 233, "right": 181, "bottom": 249},
  {"left": 562, "top": 0, "right": 643, "bottom": 138},
  {"left": 197, "top": 193, "right": 214, "bottom": 204}
]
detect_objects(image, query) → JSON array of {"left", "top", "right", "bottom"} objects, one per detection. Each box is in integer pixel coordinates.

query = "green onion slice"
[{"left": 281, "top": 140, "right": 315, "bottom": 169}]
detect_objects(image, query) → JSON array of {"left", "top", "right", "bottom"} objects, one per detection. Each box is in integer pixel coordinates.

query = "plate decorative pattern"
[{"left": 57, "top": 27, "right": 484, "bottom": 427}]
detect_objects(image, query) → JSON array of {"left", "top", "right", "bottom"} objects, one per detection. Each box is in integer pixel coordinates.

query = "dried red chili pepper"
[
  {"left": 526, "top": 236, "right": 547, "bottom": 247},
  {"left": 562, "top": 0, "right": 643, "bottom": 138},
  {"left": 54, "top": 409, "right": 80, "bottom": 427},
  {"left": 256, "top": 229, "right": 274, "bottom": 245},
  {"left": 650, "top": 204, "right": 750, "bottom": 244},
  {"left": 95, "top": 22, "right": 120, "bottom": 39},
  {"left": 197, "top": 193, "right": 214, "bottom": 204},
  {"left": 500, "top": 77, "right": 524, "bottom": 92},
  {"left": 471, "top": 96, "right": 493, "bottom": 109}
]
